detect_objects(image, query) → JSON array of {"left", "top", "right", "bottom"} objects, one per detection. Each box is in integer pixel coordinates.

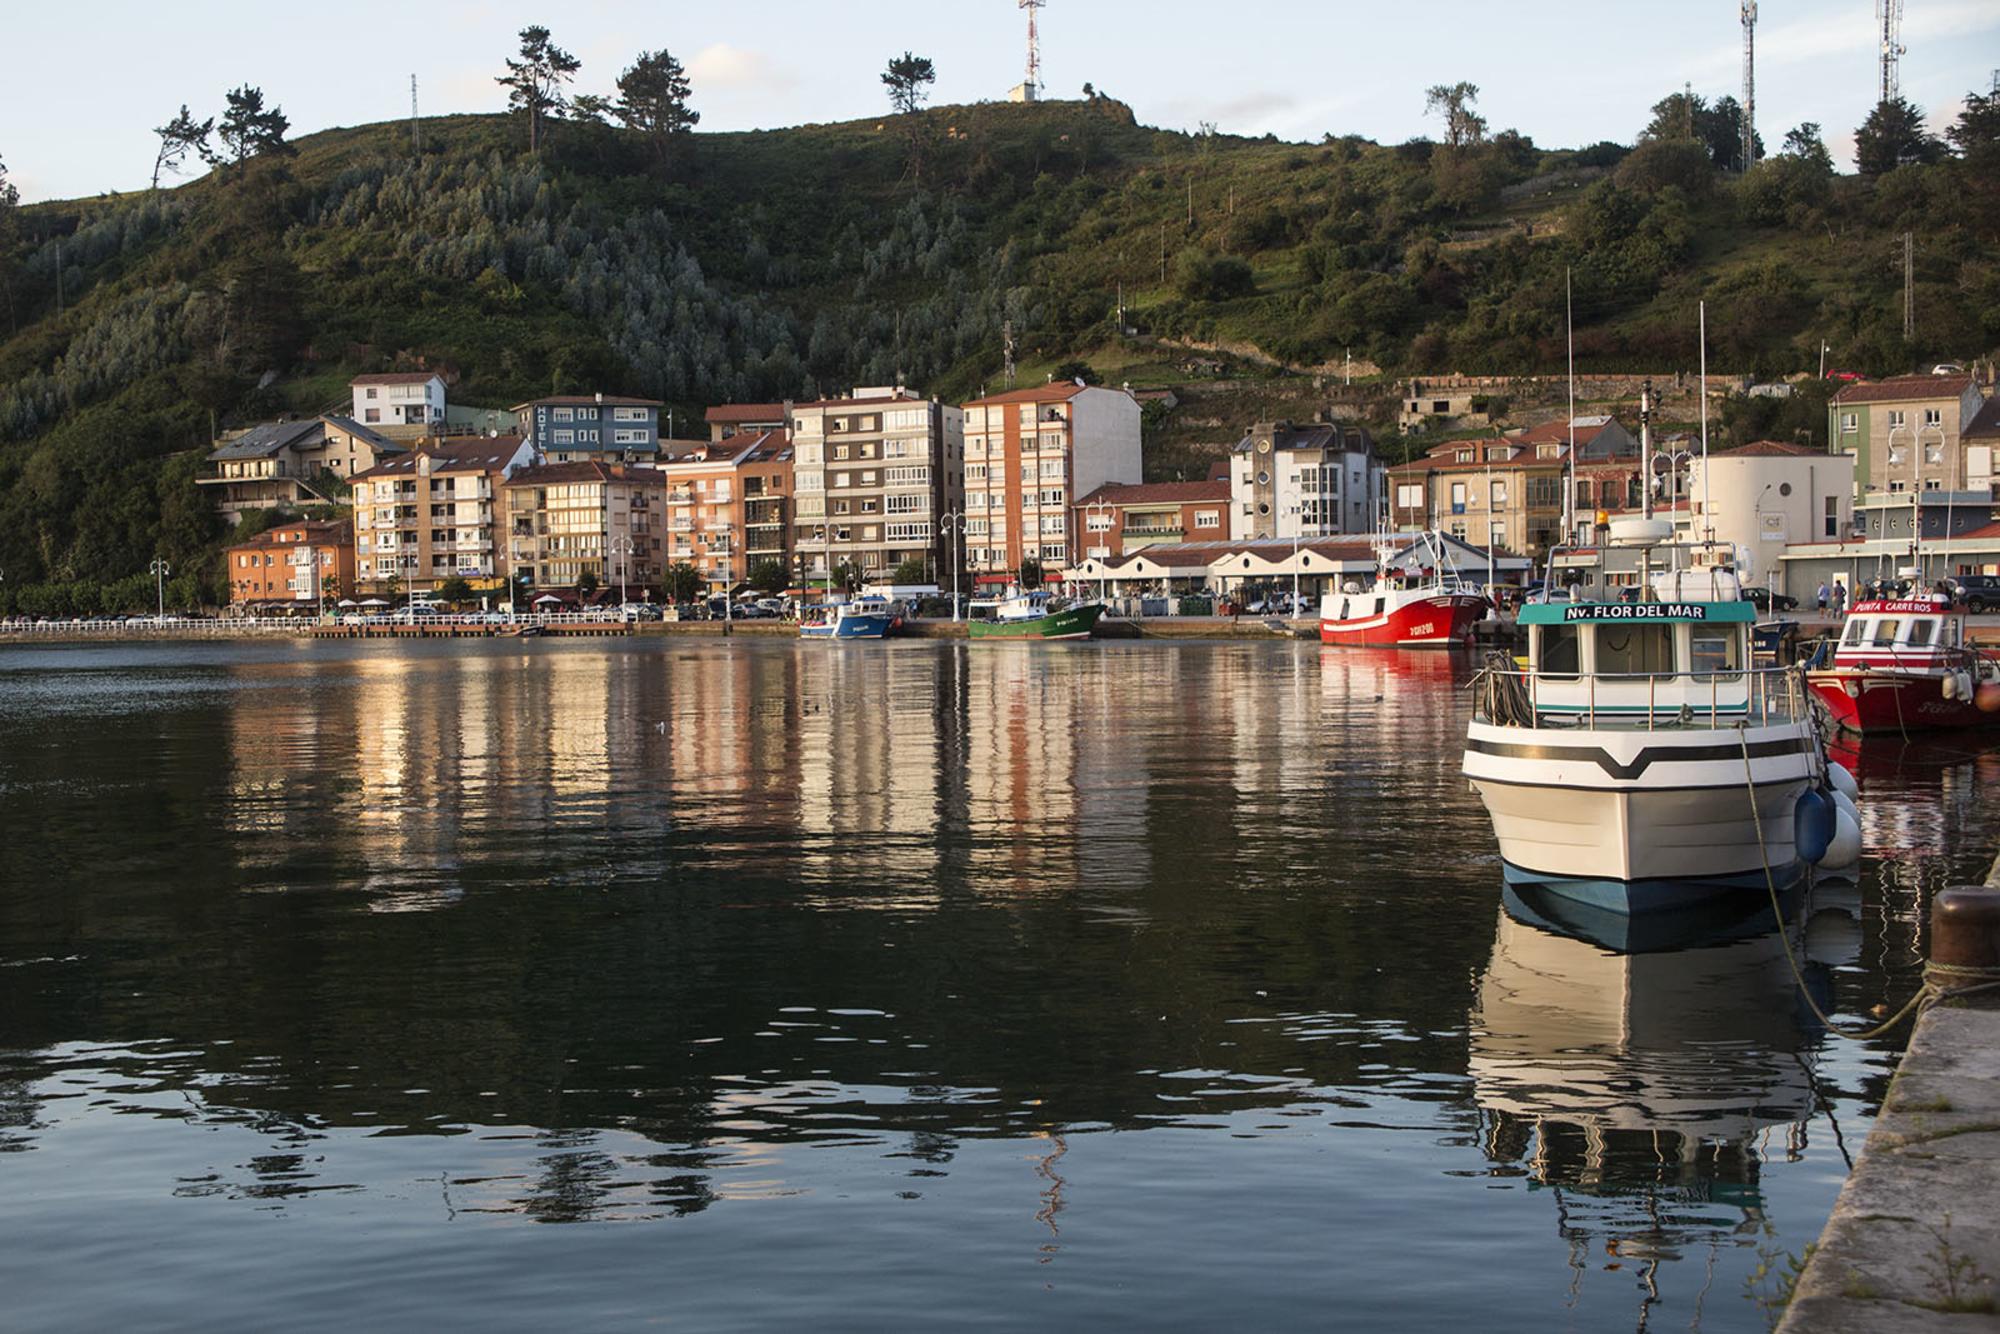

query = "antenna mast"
[
  {"left": 410, "top": 74, "right": 421, "bottom": 152},
  {"left": 1740, "top": 2, "right": 1757, "bottom": 171},
  {"left": 1019, "top": 0, "right": 1045, "bottom": 99},
  {"left": 1877, "top": 0, "right": 1905, "bottom": 104}
]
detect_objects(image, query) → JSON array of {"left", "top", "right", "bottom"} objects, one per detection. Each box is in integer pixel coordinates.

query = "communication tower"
[
  {"left": 1740, "top": 2, "right": 1757, "bottom": 170},
  {"left": 1015, "top": 0, "right": 1045, "bottom": 103},
  {"left": 1877, "top": 0, "right": 1905, "bottom": 104}
]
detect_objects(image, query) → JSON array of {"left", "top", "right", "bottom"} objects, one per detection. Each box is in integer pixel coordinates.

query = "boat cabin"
[
  {"left": 1512, "top": 600, "right": 1781, "bottom": 726},
  {"left": 1835, "top": 596, "right": 1960, "bottom": 666}
]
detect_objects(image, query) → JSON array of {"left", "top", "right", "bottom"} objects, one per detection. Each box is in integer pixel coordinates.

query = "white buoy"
[
  {"left": 1830, "top": 788, "right": 1860, "bottom": 829},
  {"left": 1825, "top": 762, "right": 1859, "bottom": 801},
  {"left": 1822, "top": 808, "right": 1862, "bottom": 870}
]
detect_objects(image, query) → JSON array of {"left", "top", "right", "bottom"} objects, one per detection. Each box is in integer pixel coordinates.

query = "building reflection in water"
[{"left": 1470, "top": 888, "right": 1826, "bottom": 1325}]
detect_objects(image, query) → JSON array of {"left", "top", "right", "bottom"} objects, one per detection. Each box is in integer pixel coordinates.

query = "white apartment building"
[
  {"left": 1231, "top": 420, "right": 1385, "bottom": 540},
  {"left": 350, "top": 373, "right": 447, "bottom": 434}
]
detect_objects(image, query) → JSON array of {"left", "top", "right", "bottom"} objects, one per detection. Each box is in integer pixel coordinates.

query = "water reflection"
[
  {"left": 1471, "top": 887, "right": 1827, "bottom": 1326},
  {"left": 0, "top": 639, "right": 1957, "bottom": 1332}
]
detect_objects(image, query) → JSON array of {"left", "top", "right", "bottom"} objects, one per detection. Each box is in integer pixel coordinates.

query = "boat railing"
[{"left": 1472, "top": 661, "right": 1810, "bottom": 731}]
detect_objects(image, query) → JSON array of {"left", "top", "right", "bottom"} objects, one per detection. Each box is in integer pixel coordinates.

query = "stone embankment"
[{"left": 1778, "top": 865, "right": 2000, "bottom": 1331}]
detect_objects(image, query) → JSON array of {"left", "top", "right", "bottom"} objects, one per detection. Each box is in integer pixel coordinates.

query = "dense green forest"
[{"left": 0, "top": 59, "right": 1995, "bottom": 610}]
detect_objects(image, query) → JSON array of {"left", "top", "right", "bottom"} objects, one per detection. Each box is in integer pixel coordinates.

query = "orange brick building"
[{"left": 224, "top": 520, "right": 356, "bottom": 610}]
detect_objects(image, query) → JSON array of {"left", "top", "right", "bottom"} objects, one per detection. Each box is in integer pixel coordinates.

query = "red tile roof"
[
  {"left": 349, "top": 372, "right": 444, "bottom": 386},
  {"left": 1074, "top": 481, "right": 1229, "bottom": 507},
  {"left": 350, "top": 436, "right": 526, "bottom": 481},
  {"left": 503, "top": 461, "right": 665, "bottom": 487},
  {"left": 705, "top": 403, "right": 791, "bottom": 424},
  {"left": 227, "top": 520, "right": 354, "bottom": 551},
  {"left": 962, "top": 383, "right": 1093, "bottom": 407},
  {"left": 1712, "top": 440, "right": 1826, "bottom": 457},
  {"left": 1832, "top": 374, "right": 1978, "bottom": 405}
]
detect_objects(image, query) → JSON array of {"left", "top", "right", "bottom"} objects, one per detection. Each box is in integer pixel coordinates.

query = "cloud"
[
  {"left": 1690, "top": 0, "right": 2000, "bottom": 79},
  {"left": 690, "top": 44, "right": 778, "bottom": 90}
]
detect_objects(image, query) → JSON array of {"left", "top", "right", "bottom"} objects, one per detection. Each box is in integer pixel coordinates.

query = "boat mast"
[
  {"left": 1565, "top": 269, "right": 1576, "bottom": 548},
  {"left": 1699, "top": 301, "right": 1712, "bottom": 544}
]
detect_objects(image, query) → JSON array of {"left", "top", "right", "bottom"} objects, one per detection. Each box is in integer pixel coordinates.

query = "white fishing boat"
[{"left": 1464, "top": 533, "right": 1858, "bottom": 913}]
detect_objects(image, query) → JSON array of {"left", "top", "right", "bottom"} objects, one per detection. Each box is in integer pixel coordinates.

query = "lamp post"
[
  {"left": 148, "top": 558, "right": 170, "bottom": 620},
  {"left": 1886, "top": 422, "right": 1915, "bottom": 584},
  {"left": 609, "top": 534, "right": 634, "bottom": 607},
  {"left": 939, "top": 509, "right": 965, "bottom": 621},
  {"left": 1921, "top": 422, "right": 1949, "bottom": 587},
  {"left": 1084, "top": 497, "right": 1114, "bottom": 606}
]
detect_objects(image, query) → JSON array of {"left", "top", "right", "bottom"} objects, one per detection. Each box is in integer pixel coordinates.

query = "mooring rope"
[{"left": 1736, "top": 727, "right": 2000, "bottom": 1041}]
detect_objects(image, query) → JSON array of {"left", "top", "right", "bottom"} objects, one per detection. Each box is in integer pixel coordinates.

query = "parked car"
[
  {"left": 1742, "top": 586, "right": 1799, "bottom": 613},
  {"left": 1947, "top": 575, "right": 2000, "bottom": 613}
]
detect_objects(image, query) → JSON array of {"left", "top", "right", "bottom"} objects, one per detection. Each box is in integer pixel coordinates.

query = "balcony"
[{"left": 456, "top": 539, "right": 492, "bottom": 552}]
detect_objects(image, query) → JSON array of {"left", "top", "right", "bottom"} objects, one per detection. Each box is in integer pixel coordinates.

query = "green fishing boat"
[{"left": 966, "top": 591, "right": 1107, "bottom": 641}]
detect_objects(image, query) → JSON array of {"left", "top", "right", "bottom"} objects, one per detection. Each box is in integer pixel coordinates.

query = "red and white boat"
[
  {"left": 1805, "top": 594, "right": 2000, "bottom": 733},
  {"left": 1319, "top": 533, "right": 1492, "bottom": 649}
]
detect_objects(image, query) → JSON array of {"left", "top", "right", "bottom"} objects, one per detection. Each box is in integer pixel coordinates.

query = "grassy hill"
[{"left": 0, "top": 93, "right": 1994, "bottom": 608}]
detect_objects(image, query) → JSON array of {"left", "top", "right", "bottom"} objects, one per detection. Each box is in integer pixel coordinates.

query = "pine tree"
[{"left": 497, "top": 26, "right": 580, "bottom": 153}]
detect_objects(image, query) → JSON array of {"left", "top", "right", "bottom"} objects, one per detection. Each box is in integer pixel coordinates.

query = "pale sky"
[{"left": 5, "top": 0, "right": 1997, "bottom": 202}]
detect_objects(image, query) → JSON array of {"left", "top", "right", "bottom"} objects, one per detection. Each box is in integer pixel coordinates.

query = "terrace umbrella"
[
  {"left": 337, "top": 599, "right": 358, "bottom": 608},
  {"left": 533, "top": 594, "right": 564, "bottom": 605},
  {"left": 360, "top": 598, "right": 390, "bottom": 608}
]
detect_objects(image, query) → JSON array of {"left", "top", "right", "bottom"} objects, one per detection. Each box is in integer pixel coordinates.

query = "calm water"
[{"left": 1, "top": 637, "right": 1993, "bottom": 1331}]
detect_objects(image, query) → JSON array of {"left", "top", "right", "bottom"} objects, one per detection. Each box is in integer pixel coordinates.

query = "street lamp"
[
  {"left": 1921, "top": 422, "right": 1950, "bottom": 586},
  {"left": 1084, "top": 497, "right": 1114, "bottom": 606},
  {"left": 939, "top": 509, "right": 965, "bottom": 621},
  {"left": 608, "top": 533, "right": 635, "bottom": 607},
  {"left": 148, "top": 557, "right": 171, "bottom": 620}
]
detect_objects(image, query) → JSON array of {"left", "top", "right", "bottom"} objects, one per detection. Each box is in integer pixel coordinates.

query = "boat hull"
[
  {"left": 968, "top": 603, "right": 1107, "bottom": 641},
  {"left": 1321, "top": 593, "right": 1487, "bottom": 649},
  {"left": 1463, "top": 719, "right": 1819, "bottom": 911},
  {"left": 1806, "top": 668, "right": 2000, "bottom": 734},
  {"left": 800, "top": 613, "right": 894, "bottom": 640}
]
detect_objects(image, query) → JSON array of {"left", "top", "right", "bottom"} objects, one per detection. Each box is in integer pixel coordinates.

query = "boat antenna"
[
  {"left": 1565, "top": 268, "right": 1576, "bottom": 547},
  {"left": 1699, "top": 300, "right": 1711, "bottom": 543}
]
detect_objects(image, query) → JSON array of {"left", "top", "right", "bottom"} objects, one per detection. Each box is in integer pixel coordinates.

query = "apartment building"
[
  {"left": 1388, "top": 416, "right": 1641, "bottom": 555},
  {"left": 350, "top": 436, "right": 534, "bottom": 594},
  {"left": 1830, "top": 374, "right": 1993, "bottom": 497},
  {"left": 790, "top": 388, "right": 964, "bottom": 587},
  {"left": 514, "top": 394, "right": 665, "bottom": 464},
  {"left": 503, "top": 462, "right": 668, "bottom": 594},
  {"left": 224, "top": 520, "right": 356, "bottom": 609},
  {"left": 705, "top": 402, "right": 792, "bottom": 442},
  {"left": 349, "top": 373, "right": 447, "bottom": 436},
  {"left": 199, "top": 417, "right": 407, "bottom": 520},
  {"left": 1231, "top": 421, "right": 1384, "bottom": 540},
  {"left": 653, "top": 432, "right": 796, "bottom": 594},
  {"left": 961, "top": 383, "right": 1141, "bottom": 584},
  {"left": 1074, "top": 481, "right": 1231, "bottom": 561}
]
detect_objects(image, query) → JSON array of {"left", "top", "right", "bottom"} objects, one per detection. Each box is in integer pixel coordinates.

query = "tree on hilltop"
[
  {"left": 498, "top": 25, "right": 580, "bottom": 153},
  {"left": 1424, "top": 82, "right": 1486, "bottom": 149},
  {"left": 616, "top": 48, "right": 700, "bottom": 167},
  {"left": 882, "top": 51, "right": 938, "bottom": 184},
  {"left": 151, "top": 105, "right": 215, "bottom": 189},
  {"left": 216, "top": 86, "right": 290, "bottom": 168},
  {"left": 0, "top": 154, "right": 17, "bottom": 334},
  {"left": 1855, "top": 97, "right": 1944, "bottom": 175}
]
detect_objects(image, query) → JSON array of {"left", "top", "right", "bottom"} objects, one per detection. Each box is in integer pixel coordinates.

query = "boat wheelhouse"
[
  {"left": 1804, "top": 594, "right": 2000, "bottom": 733},
  {"left": 1465, "top": 587, "right": 1833, "bottom": 912},
  {"left": 966, "top": 591, "right": 1106, "bottom": 641}
]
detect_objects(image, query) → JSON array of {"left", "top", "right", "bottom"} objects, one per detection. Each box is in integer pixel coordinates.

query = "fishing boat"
[
  {"left": 1318, "top": 531, "right": 1490, "bottom": 649},
  {"left": 1803, "top": 592, "right": 2000, "bottom": 734},
  {"left": 799, "top": 597, "right": 900, "bottom": 640},
  {"left": 1464, "top": 540, "right": 1856, "bottom": 913},
  {"left": 966, "top": 590, "right": 1106, "bottom": 641}
]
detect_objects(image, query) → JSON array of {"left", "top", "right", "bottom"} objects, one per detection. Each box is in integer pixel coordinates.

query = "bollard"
[{"left": 1928, "top": 887, "right": 2000, "bottom": 1003}]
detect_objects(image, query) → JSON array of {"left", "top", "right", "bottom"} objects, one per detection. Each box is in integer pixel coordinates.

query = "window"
[
  {"left": 1924, "top": 408, "right": 1942, "bottom": 427},
  {"left": 1887, "top": 410, "right": 1906, "bottom": 428},
  {"left": 1574, "top": 480, "right": 1593, "bottom": 507},
  {"left": 1908, "top": 620, "right": 1936, "bottom": 647},
  {"left": 553, "top": 407, "right": 574, "bottom": 421},
  {"left": 1840, "top": 412, "right": 1858, "bottom": 434},
  {"left": 614, "top": 407, "right": 649, "bottom": 422},
  {"left": 1489, "top": 521, "right": 1506, "bottom": 546},
  {"left": 1872, "top": 618, "right": 1901, "bottom": 646},
  {"left": 1449, "top": 482, "right": 1467, "bottom": 513},
  {"left": 1491, "top": 480, "right": 1507, "bottom": 506},
  {"left": 1689, "top": 626, "right": 1741, "bottom": 679},
  {"left": 1396, "top": 484, "right": 1424, "bottom": 510},
  {"left": 1595, "top": 623, "right": 1674, "bottom": 676},
  {"left": 1538, "top": 625, "right": 1580, "bottom": 678},
  {"left": 364, "top": 409, "right": 381, "bottom": 423},
  {"left": 1085, "top": 512, "right": 1113, "bottom": 532},
  {"left": 1195, "top": 510, "right": 1220, "bottom": 529},
  {"left": 1824, "top": 497, "right": 1839, "bottom": 538}
]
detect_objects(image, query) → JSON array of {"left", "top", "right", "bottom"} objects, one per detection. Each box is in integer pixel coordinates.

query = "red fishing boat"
[
  {"left": 1804, "top": 594, "right": 2000, "bottom": 733},
  {"left": 1318, "top": 532, "right": 1491, "bottom": 649}
]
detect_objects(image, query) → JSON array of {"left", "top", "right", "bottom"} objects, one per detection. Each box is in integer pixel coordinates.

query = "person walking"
[
  {"left": 1816, "top": 581, "right": 1829, "bottom": 614},
  {"left": 1832, "top": 580, "right": 1847, "bottom": 616}
]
